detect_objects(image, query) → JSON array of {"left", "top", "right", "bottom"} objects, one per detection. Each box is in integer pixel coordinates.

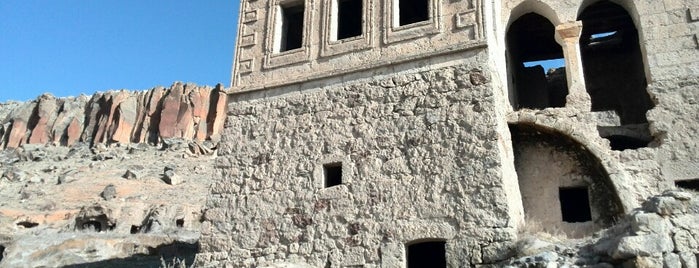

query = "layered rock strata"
[{"left": 0, "top": 82, "right": 227, "bottom": 149}]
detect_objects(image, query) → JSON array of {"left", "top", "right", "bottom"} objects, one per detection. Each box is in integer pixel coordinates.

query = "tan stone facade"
[{"left": 199, "top": 0, "right": 699, "bottom": 266}]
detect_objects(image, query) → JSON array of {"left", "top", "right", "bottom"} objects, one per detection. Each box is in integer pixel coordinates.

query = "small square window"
[
  {"left": 278, "top": 2, "right": 305, "bottom": 52},
  {"left": 398, "top": 0, "right": 429, "bottom": 26},
  {"left": 559, "top": 187, "right": 592, "bottom": 223},
  {"left": 336, "top": 0, "right": 363, "bottom": 40},
  {"left": 324, "top": 162, "right": 342, "bottom": 187}
]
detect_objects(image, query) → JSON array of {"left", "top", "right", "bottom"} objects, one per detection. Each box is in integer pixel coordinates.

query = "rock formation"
[{"left": 0, "top": 82, "right": 227, "bottom": 149}]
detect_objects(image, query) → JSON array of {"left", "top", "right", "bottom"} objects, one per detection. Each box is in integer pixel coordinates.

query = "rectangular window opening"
[
  {"left": 407, "top": 241, "right": 446, "bottom": 268},
  {"left": 398, "top": 0, "right": 429, "bottom": 26},
  {"left": 336, "top": 0, "right": 363, "bottom": 40},
  {"left": 324, "top": 162, "right": 342, "bottom": 188},
  {"left": 279, "top": 2, "right": 305, "bottom": 52},
  {"left": 676, "top": 179, "right": 699, "bottom": 192},
  {"left": 559, "top": 187, "right": 592, "bottom": 223}
]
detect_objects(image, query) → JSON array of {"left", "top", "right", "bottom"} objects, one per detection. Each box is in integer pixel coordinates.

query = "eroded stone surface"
[{"left": 0, "top": 83, "right": 227, "bottom": 149}]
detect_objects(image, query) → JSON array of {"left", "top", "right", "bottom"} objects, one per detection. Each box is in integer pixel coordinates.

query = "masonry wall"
[
  {"left": 496, "top": 0, "right": 699, "bottom": 207},
  {"left": 198, "top": 0, "right": 699, "bottom": 266},
  {"left": 197, "top": 52, "right": 522, "bottom": 267}
]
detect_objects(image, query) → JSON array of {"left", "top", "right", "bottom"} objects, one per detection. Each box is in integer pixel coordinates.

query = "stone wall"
[
  {"left": 232, "top": 0, "right": 485, "bottom": 92},
  {"left": 0, "top": 82, "right": 227, "bottom": 149},
  {"left": 198, "top": 53, "right": 524, "bottom": 267},
  {"left": 498, "top": 0, "right": 699, "bottom": 204},
  {"left": 199, "top": 0, "right": 699, "bottom": 266}
]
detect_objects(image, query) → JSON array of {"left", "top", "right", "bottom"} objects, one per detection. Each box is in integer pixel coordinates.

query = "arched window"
[
  {"left": 578, "top": 1, "right": 653, "bottom": 125},
  {"left": 506, "top": 13, "right": 568, "bottom": 110}
]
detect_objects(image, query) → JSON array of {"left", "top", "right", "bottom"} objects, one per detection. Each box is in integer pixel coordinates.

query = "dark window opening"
[
  {"left": 324, "top": 163, "right": 342, "bottom": 188},
  {"left": 337, "top": 0, "right": 363, "bottom": 39},
  {"left": 280, "top": 2, "right": 305, "bottom": 52},
  {"left": 398, "top": 0, "right": 429, "bottom": 26},
  {"left": 605, "top": 135, "right": 649, "bottom": 151},
  {"left": 506, "top": 13, "right": 568, "bottom": 110},
  {"left": 559, "top": 187, "right": 592, "bottom": 223},
  {"left": 16, "top": 221, "right": 38, "bottom": 228},
  {"left": 676, "top": 179, "right": 699, "bottom": 191},
  {"left": 176, "top": 219, "right": 185, "bottom": 228},
  {"left": 130, "top": 225, "right": 141, "bottom": 234},
  {"left": 579, "top": 1, "right": 653, "bottom": 126},
  {"left": 82, "top": 221, "right": 103, "bottom": 232},
  {"left": 407, "top": 240, "right": 446, "bottom": 268}
]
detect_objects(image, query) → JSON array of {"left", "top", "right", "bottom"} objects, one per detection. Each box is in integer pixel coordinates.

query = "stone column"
[{"left": 555, "top": 21, "right": 591, "bottom": 111}]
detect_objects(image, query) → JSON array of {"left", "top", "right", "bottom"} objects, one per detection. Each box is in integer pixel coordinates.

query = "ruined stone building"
[{"left": 196, "top": 0, "right": 699, "bottom": 266}]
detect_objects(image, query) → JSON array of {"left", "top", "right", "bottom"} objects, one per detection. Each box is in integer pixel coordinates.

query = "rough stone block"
[
  {"left": 631, "top": 212, "right": 672, "bottom": 235},
  {"left": 643, "top": 196, "right": 688, "bottom": 216},
  {"left": 673, "top": 229, "right": 699, "bottom": 253},
  {"left": 624, "top": 256, "right": 664, "bottom": 268},
  {"left": 665, "top": 253, "right": 682, "bottom": 268},
  {"left": 613, "top": 234, "right": 674, "bottom": 258},
  {"left": 679, "top": 252, "right": 697, "bottom": 268}
]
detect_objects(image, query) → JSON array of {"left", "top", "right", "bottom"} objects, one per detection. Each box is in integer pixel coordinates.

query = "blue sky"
[{"left": 0, "top": 1, "right": 238, "bottom": 102}]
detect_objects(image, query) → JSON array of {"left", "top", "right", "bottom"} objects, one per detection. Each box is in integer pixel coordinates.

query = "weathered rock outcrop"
[
  {"left": 506, "top": 190, "right": 699, "bottom": 267},
  {"left": 0, "top": 83, "right": 227, "bottom": 149}
]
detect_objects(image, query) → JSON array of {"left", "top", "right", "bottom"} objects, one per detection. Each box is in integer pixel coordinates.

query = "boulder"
[{"left": 100, "top": 184, "right": 117, "bottom": 201}]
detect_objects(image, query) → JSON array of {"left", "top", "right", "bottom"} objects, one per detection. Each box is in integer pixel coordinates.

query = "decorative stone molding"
[
  {"left": 320, "top": 0, "right": 374, "bottom": 57},
  {"left": 238, "top": 59, "right": 254, "bottom": 73},
  {"left": 383, "top": 0, "right": 441, "bottom": 44},
  {"left": 263, "top": 0, "right": 314, "bottom": 69},
  {"left": 240, "top": 33, "right": 257, "bottom": 47},
  {"left": 243, "top": 10, "right": 259, "bottom": 23}
]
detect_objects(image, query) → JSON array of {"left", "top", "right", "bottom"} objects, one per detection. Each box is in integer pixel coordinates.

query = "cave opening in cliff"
[
  {"left": 336, "top": 0, "right": 362, "bottom": 40},
  {"left": 324, "top": 162, "right": 343, "bottom": 188},
  {"left": 579, "top": 1, "right": 654, "bottom": 147},
  {"left": 176, "top": 219, "right": 184, "bottom": 228},
  {"left": 676, "top": 179, "right": 699, "bottom": 191},
  {"left": 406, "top": 240, "right": 446, "bottom": 268},
  {"left": 16, "top": 221, "right": 38, "bottom": 228},
  {"left": 131, "top": 225, "right": 141, "bottom": 234},
  {"left": 278, "top": 1, "right": 305, "bottom": 52},
  {"left": 398, "top": 0, "right": 429, "bottom": 26},
  {"left": 559, "top": 187, "right": 592, "bottom": 222},
  {"left": 76, "top": 213, "right": 115, "bottom": 232},
  {"left": 507, "top": 13, "right": 568, "bottom": 110},
  {"left": 82, "top": 221, "right": 103, "bottom": 232}
]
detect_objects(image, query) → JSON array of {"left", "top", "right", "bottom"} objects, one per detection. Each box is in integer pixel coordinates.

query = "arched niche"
[
  {"left": 506, "top": 13, "right": 568, "bottom": 110},
  {"left": 509, "top": 123, "right": 623, "bottom": 238}
]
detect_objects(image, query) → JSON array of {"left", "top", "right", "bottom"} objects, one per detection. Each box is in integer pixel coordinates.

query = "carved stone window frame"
[
  {"left": 263, "top": 0, "right": 313, "bottom": 69},
  {"left": 320, "top": 0, "right": 373, "bottom": 57},
  {"left": 383, "top": 0, "right": 441, "bottom": 44}
]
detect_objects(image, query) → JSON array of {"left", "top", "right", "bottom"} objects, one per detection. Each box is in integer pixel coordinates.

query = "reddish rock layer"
[{"left": 0, "top": 83, "right": 227, "bottom": 149}]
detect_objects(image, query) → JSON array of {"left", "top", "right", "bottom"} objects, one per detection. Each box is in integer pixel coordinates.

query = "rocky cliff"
[{"left": 0, "top": 82, "right": 227, "bottom": 149}]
